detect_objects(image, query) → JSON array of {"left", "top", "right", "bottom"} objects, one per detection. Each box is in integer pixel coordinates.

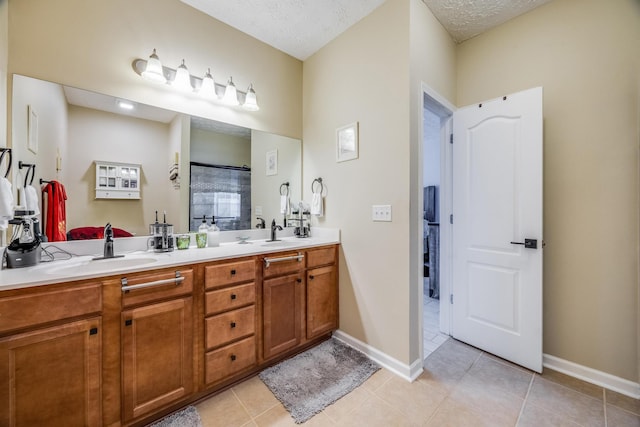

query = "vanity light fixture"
[
  {"left": 199, "top": 68, "right": 216, "bottom": 99},
  {"left": 132, "top": 50, "right": 259, "bottom": 111},
  {"left": 243, "top": 84, "right": 259, "bottom": 111},
  {"left": 171, "top": 59, "right": 193, "bottom": 92},
  {"left": 141, "top": 49, "right": 167, "bottom": 84},
  {"left": 222, "top": 76, "right": 239, "bottom": 106}
]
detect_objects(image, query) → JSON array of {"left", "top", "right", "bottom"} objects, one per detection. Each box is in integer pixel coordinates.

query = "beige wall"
[
  {"left": 190, "top": 128, "right": 250, "bottom": 168},
  {"left": 251, "top": 130, "right": 302, "bottom": 227},
  {"left": 7, "top": 0, "right": 302, "bottom": 140},
  {"left": 457, "top": 0, "right": 640, "bottom": 381},
  {"left": 0, "top": 0, "right": 7, "bottom": 150},
  {"left": 303, "top": 0, "right": 456, "bottom": 364},
  {"left": 66, "top": 105, "right": 176, "bottom": 236}
]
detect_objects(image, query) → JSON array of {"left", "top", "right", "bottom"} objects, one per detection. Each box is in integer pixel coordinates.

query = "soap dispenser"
[
  {"left": 207, "top": 215, "right": 220, "bottom": 247},
  {"left": 196, "top": 215, "right": 208, "bottom": 248}
]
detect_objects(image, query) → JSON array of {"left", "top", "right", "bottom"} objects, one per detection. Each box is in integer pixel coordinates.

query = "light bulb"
[
  {"left": 243, "top": 84, "right": 259, "bottom": 111},
  {"left": 199, "top": 68, "right": 216, "bottom": 99},
  {"left": 222, "top": 76, "right": 239, "bottom": 106},
  {"left": 141, "top": 49, "right": 167, "bottom": 84},
  {"left": 171, "top": 59, "right": 193, "bottom": 92}
]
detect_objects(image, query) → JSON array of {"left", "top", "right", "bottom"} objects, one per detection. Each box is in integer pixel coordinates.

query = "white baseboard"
[
  {"left": 333, "top": 330, "right": 423, "bottom": 382},
  {"left": 543, "top": 353, "right": 640, "bottom": 399}
]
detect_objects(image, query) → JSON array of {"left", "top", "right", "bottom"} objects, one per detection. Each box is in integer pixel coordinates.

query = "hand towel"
[
  {"left": 280, "top": 195, "right": 290, "bottom": 215},
  {"left": 0, "top": 177, "right": 14, "bottom": 229},
  {"left": 25, "top": 185, "right": 40, "bottom": 215},
  {"left": 311, "top": 192, "right": 324, "bottom": 217}
]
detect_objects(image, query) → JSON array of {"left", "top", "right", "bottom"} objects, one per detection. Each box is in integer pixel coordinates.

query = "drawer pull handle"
[
  {"left": 264, "top": 252, "right": 304, "bottom": 268},
  {"left": 230, "top": 269, "right": 236, "bottom": 275},
  {"left": 121, "top": 271, "right": 184, "bottom": 292},
  {"left": 230, "top": 294, "right": 237, "bottom": 300},
  {"left": 230, "top": 354, "right": 237, "bottom": 361},
  {"left": 230, "top": 322, "right": 236, "bottom": 328}
]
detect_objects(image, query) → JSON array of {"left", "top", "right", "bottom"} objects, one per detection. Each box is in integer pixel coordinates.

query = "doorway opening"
[{"left": 421, "top": 86, "right": 454, "bottom": 361}]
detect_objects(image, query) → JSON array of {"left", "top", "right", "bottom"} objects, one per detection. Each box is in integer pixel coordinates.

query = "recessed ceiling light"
[{"left": 116, "top": 99, "right": 135, "bottom": 110}]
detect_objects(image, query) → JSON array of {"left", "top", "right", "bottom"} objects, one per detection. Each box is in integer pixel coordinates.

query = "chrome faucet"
[
  {"left": 269, "top": 219, "right": 283, "bottom": 242},
  {"left": 103, "top": 223, "right": 115, "bottom": 258}
]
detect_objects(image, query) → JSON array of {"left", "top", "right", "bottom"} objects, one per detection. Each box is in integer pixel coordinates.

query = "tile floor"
[
  {"left": 423, "top": 278, "right": 448, "bottom": 359},
  {"left": 194, "top": 338, "right": 640, "bottom": 426}
]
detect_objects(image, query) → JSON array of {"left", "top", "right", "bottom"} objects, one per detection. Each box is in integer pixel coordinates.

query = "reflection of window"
[{"left": 189, "top": 163, "right": 251, "bottom": 231}]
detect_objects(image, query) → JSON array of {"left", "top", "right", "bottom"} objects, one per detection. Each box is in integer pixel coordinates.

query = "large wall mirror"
[{"left": 11, "top": 74, "right": 301, "bottom": 239}]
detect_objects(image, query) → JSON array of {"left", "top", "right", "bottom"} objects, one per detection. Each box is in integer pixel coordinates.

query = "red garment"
[
  {"left": 43, "top": 181, "right": 67, "bottom": 242},
  {"left": 67, "top": 226, "right": 133, "bottom": 240}
]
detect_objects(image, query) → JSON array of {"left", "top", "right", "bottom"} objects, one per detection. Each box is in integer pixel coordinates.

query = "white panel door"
[{"left": 452, "top": 87, "right": 543, "bottom": 372}]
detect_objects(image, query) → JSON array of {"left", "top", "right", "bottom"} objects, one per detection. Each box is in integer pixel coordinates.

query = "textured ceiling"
[
  {"left": 180, "top": 0, "right": 386, "bottom": 60},
  {"left": 181, "top": 0, "right": 553, "bottom": 59},
  {"left": 422, "top": 0, "right": 554, "bottom": 42}
]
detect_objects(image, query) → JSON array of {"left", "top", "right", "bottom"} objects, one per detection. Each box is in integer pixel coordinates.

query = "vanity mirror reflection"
[{"left": 10, "top": 74, "right": 301, "bottom": 239}]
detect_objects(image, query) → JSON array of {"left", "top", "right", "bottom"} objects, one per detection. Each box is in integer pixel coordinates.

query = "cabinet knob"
[
  {"left": 309, "top": 275, "right": 315, "bottom": 280},
  {"left": 89, "top": 327, "right": 99, "bottom": 335},
  {"left": 230, "top": 293, "right": 237, "bottom": 300},
  {"left": 230, "top": 321, "right": 236, "bottom": 328},
  {"left": 125, "top": 319, "right": 133, "bottom": 326},
  {"left": 296, "top": 278, "right": 302, "bottom": 283},
  {"left": 230, "top": 269, "right": 236, "bottom": 276},
  {"left": 230, "top": 354, "right": 237, "bottom": 361}
]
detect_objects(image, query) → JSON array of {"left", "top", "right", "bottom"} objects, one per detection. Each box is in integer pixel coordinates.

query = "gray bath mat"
[
  {"left": 149, "top": 405, "right": 202, "bottom": 427},
  {"left": 259, "top": 338, "right": 380, "bottom": 423}
]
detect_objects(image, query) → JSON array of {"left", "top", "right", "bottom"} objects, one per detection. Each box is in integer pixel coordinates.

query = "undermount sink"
[
  {"left": 260, "top": 240, "right": 297, "bottom": 247},
  {"left": 45, "top": 255, "right": 157, "bottom": 275}
]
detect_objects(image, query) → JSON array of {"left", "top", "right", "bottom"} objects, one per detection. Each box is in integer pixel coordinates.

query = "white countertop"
[{"left": 0, "top": 228, "right": 340, "bottom": 291}]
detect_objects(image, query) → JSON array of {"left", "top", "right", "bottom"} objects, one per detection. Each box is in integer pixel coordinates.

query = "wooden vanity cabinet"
[
  {"left": 261, "top": 246, "right": 338, "bottom": 361},
  {"left": 203, "top": 259, "right": 257, "bottom": 386},
  {"left": 119, "top": 268, "right": 194, "bottom": 423},
  {"left": 0, "top": 282, "right": 102, "bottom": 427}
]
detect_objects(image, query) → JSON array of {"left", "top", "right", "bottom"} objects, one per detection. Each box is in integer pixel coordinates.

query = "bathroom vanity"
[{"left": 0, "top": 236, "right": 339, "bottom": 426}]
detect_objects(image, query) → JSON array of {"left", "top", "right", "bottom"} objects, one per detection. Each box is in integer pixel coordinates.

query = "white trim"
[
  {"left": 333, "top": 330, "right": 423, "bottom": 382},
  {"left": 543, "top": 353, "right": 640, "bottom": 399}
]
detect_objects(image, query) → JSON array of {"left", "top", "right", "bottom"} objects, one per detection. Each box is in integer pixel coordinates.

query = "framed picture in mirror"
[
  {"left": 336, "top": 121, "right": 358, "bottom": 162},
  {"left": 266, "top": 149, "right": 278, "bottom": 176}
]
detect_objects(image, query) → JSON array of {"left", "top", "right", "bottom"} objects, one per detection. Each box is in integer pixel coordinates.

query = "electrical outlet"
[
  {"left": 255, "top": 206, "right": 263, "bottom": 215},
  {"left": 372, "top": 205, "right": 392, "bottom": 222}
]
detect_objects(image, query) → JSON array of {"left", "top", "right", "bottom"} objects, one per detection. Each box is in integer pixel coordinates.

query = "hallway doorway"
[{"left": 421, "top": 86, "right": 454, "bottom": 361}]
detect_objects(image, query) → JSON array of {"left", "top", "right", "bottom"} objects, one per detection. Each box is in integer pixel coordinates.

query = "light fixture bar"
[{"left": 132, "top": 57, "right": 256, "bottom": 108}]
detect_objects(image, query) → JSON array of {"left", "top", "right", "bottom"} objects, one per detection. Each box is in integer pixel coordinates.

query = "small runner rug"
[
  {"left": 149, "top": 405, "right": 202, "bottom": 427},
  {"left": 259, "top": 338, "right": 380, "bottom": 424}
]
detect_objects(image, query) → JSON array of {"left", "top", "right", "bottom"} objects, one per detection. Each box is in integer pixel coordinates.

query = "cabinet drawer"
[
  {"left": 206, "top": 283, "right": 255, "bottom": 315},
  {"left": 0, "top": 282, "right": 101, "bottom": 334},
  {"left": 262, "top": 251, "right": 305, "bottom": 278},
  {"left": 205, "top": 336, "right": 256, "bottom": 385},
  {"left": 205, "top": 306, "right": 255, "bottom": 350},
  {"left": 205, "top": 260, "right": 255, "bottom": 289},
  {"left": 121, "top": 268, "right": 193, "bottom": 307},
  {"left": 306, "top": 246, "right": 337, "bottom": 268}
]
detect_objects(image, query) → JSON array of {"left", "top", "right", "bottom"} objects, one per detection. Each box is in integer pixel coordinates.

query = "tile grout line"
[{"left": 514, "top": 372, "right": 536, "bottom": 426}]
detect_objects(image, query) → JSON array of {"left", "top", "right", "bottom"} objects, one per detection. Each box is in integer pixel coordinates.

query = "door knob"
[{"left": 510, "top": 239, "right": 537, "bottom": 249}]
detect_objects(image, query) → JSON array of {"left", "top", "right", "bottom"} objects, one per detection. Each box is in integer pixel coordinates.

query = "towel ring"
[
  {"left": 311, "top": 177, "right": 324, "bottom": 194},
  {"left": 0, "top": 148, "right": 11, "bottom": 178},
  {"left": 18, "top": 161, "right": 36, "bottom": 187},
  {"left": 280, "top": 182, "right": 290, "bottom": 196}
]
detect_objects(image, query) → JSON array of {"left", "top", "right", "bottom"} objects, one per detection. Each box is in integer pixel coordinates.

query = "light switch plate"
[
  {"left": 372, "top": 205, "right": 392, "bottom": 222},
  {"left": 255, "top": 206, "right": 263, "bottom": 215}
]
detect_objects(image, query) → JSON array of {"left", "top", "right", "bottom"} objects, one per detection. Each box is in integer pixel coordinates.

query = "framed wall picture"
[
  {"left": 27, "top": 105, "right": 38, "bottom": 154},
  {"left": 336, "top": 121, "right": 358, "bottom": 162},
  {"left": 266, "top": 149, "right": 278, "bottom": 176}
]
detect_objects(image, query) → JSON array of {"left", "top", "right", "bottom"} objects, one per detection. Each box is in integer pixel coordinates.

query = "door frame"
[{"left": 418, "top": 82, "right": 455, "bottom": 361}]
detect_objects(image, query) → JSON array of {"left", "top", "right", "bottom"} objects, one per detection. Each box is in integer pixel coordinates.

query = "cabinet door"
[
  {"left": 0, "top": 318, "right": 102, "bottom": 427},
  {"left": 263, "top": 273, "right": 303, "bottom": 360},
  {"left": 122, "top": 297, "right": 193, "bottom": 421},
  {"left": 306, "top": 265, "right": 338, "bottom": 340}
]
